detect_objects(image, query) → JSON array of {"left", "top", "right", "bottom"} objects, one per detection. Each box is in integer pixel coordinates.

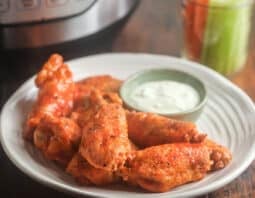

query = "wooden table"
[{"left": 0, "top": 0, "right": 254, "bottom": 197}]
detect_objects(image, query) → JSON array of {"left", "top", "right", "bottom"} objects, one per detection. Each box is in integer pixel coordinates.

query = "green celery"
[{"left": 201, "top": 0, "right": 252, "bottom": 75}]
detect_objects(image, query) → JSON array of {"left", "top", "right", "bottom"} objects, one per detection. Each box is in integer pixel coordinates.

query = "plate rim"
[{"left": 1, "top": 52, "right": 255, "bottom": 198}]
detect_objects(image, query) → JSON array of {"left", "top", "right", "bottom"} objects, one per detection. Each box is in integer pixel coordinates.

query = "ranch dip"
[{"left": 130, "top": 80, "right": 200, "bottom": 114}]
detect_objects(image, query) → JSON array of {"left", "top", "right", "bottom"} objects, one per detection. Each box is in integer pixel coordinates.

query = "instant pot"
[{"left": 0, "top": 0, "right": 138, "bottom": 49}]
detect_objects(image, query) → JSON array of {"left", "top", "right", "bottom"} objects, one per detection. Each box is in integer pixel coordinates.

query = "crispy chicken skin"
[
  {"left": 71, "top": 91, "right": 122, "bottom": 128},
  {"left": 35, "top": 54, "right": 64, "bottom": 88},
  {"left": 24, "top": 54, "right": 74, "bottom": 140},
  {"left": 126, "top": 111, "right": 206, "bottom": 148},
  {"left": 120, "top": 140, "right": 232, "bottom": 192},
  {"left": 67, "top": 140, "right": 137, "bottom": 186},
  {"left": 31, "top": 70, "right": 124, "bottom": 168},
  {"left": 74, "top": 75, "right": 122, "bottom": 108},
  {"left": 34, "top": 115, "right": 81, "bottom": 166},
  {"left": 204, "top": 139, "right": 232, "bottom": 171},
  {"left": 66, "top": 154, "right": 119, "bottom": 185},
  {"left": 79, "top": 90, "right": 131, "bottom": 171},
  {"left": 120, "top": 143, "right": 211, "bottom": 192}
]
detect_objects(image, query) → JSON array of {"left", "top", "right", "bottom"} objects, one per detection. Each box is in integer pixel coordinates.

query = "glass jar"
[{"left": 182, "top": 0, "right": 254, "bottom": 76}]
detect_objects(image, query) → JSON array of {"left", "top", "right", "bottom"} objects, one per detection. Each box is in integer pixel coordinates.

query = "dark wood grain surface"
[{"left": 0, "top": 0, "right": 254, "bottom": 197}]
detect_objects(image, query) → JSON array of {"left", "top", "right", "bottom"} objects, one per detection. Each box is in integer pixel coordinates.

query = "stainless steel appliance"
[{"left": 0, "top": 0, "right": 137, "bottom": 49}]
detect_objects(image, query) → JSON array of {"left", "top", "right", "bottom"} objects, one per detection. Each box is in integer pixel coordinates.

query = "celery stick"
[{"left": 201, "top": 0, "right": 252, "bottom": 75}]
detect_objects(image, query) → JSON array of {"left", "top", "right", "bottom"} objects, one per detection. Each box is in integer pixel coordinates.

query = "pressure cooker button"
[
  {"left": 46, "top": 0, "right": 68, "bottom": 7},
  {"left": 0, "top": 0, "right": 9, "bottom": 13},
  {"left": 17, "top": 0, "right": 40, "bottom": 10}
]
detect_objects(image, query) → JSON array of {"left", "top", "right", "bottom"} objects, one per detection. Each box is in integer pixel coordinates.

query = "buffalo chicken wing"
[
  {"left": 79, "top": 90, "right": 131, "bottom": 171},
  {"left": 66, "top": 154, "right": 119, "bottom": 185},
  {"left": 34, "top": 115, "right": 81, "bottom": 166},
  {"left": 74, "top": 75, "right": 122, "bottom": 108},
  {"left": 120, "top": 143, "right": 211, "bottom": 192},
  {"left": 127, "top": 111, "right": 206, "bottom": 148},
  {"left": 24, "top": 54, "right": 74, "bottom": 140}
]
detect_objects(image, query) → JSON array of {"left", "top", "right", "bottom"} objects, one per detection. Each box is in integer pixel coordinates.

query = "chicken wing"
[
  {"left": 71, "top": 91, "right": 122, "bottom": 129},
  {"left": 74, "top": 75, "right": 122, "bottom": 108},
  {"left": 35, "top": 54, "right": 64, "bottom": 87},
  {"left": 120, "top": 143, "right": 211, "bottom": 192},
  {"left": 79, "top": 90, "right": 131, "bottom": 171},
  {"left": 34, "top": 115, "right": 81, "bottom": 166},
  {"left": 67, "top": 138, "right": 138, "bottom": 185},
  {"left": 127, "top": 111, "right": 206, "bottom": 148},
  {"left": 66, "top": 154, "right": 119, "bottom": 185},
  {"left": 203, "top": 139, "right": 232, "bottom": 171},
  {"left": 24, "top": 54, "right": 74, "bottom": 140}
]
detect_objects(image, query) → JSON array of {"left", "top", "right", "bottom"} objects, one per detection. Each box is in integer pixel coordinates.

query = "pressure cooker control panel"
[{"left": 0, "top": 0, "right": 96, "bottom": 25}]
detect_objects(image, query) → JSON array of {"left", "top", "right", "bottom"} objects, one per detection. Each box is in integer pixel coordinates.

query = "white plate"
[{"left": 1, "top": 53, "right": 255, "bottom": 198}]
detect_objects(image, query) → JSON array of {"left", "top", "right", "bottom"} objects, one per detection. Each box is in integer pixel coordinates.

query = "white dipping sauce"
[{"left": 130, "top": 80, "right": 200, "bottom": 114}]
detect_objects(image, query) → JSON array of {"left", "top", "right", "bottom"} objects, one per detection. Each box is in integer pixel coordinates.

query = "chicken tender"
[
  {"left": 24, "top": 54, "right": 74, "bottom": 140},
  {"left": 127, "top": 111, "right": 206, "bottom": 148},
  {"left": 120, "top": 143, "right": 211, "bottom": 192},
  {"left": 34, "top": 115, "right": 81, "bottom": 166},
  {"left": 79, "top": 90, "right": 131, "bottom": 171}
]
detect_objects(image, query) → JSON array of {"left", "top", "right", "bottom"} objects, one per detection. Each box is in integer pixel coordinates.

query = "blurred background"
[
  {"left": 0, "top": 0, "right": 183, "bottom": 82},
  {"left": 0, "top": 0, "right": 255, "bottom": 197}
]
